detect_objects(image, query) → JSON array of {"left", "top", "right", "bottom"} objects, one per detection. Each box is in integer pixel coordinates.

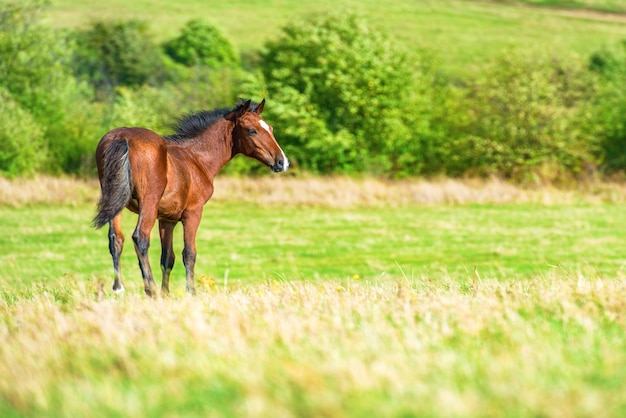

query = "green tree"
[
  {"left": 73, "top": 20, "right": 166, "bottom": 93},
  {"left": 164, "top": 20, "right": 239, "bottom": 68},
  {"left": 444, "top": 49, "right": 600, "bottom": 182},
  {"left": 260, "top": 12, "right": 420, "bottom": 175},
  {"left": 0, "top": 0, "right": 71, "bottom": 118},
  {"left": 0, "top": 88, "right": 47, "bottom": 177},
  {"left": 0, "top": 0, "right": 94, "bottom": 176}
]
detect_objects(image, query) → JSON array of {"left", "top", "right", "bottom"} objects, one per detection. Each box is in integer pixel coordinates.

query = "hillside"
[{"left": 46, "top": 0, "right": 626, "bottom": 73}]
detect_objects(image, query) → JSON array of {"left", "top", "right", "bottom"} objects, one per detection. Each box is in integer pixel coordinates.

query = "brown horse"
[{"left": 93, "top": 99, "right": 288, "bottom": 296}]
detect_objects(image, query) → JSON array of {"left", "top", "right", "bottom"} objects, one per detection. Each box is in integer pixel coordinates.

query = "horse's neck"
[{"left": 187, "top": 119, "right": 234, "bottom": 179}]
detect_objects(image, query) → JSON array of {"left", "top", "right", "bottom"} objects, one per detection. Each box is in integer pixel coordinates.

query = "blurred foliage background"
[{"left": 2, "top": 0, "right": 626, "bottom": 183}]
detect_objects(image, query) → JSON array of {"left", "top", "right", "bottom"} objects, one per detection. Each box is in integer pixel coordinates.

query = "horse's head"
[{"left": 227, "top": 99, "right": 289, "bottom": 173}]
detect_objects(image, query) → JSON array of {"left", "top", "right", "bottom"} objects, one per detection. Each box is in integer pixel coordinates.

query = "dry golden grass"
[
  {"left": 0, "top": 176, "right": 99, "bottom": 207},
  {"left": 3, "top": 175, "right": 626, "bottom": 207},
  {"left": 213, "top": 176, "right": 626, "bottom": 206},
  {"left": 1, "top": 275, "right": 625, "bottom": 416}
]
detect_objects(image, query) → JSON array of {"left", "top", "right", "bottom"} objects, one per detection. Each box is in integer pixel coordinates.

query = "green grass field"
[
  {"left": 46, "top": 0, "right": 626, "bottom": 73},
  {"left": 2, "top": 199, "right": 626, "bottom": 292},
  {"left": 2, "top": 177, "right": 626, "bottom": 292},
  {"left": 1, "top": 177, "right": 626, "bottom": 416}
]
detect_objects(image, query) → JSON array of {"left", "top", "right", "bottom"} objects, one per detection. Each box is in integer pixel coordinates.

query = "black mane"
[{"left": 164, "top": 99, "right": 261, "bottom": 143}]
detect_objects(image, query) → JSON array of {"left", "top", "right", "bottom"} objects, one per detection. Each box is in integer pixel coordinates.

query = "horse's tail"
[{"left": 93, "top": 139, "right": 131, "bottom": 229}]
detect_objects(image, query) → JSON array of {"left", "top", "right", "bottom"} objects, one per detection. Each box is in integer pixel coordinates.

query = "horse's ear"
[
  {"left": 225, "top": 99, "right": 252, "bottom": 121},
  {"left": 254, "top": 98, "right": 265, "bottom": 114},
  {"left": 241, "top": 99, "right": 252, "bottom": 114}
]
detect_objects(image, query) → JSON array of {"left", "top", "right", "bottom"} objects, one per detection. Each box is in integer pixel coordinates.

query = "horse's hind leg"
[
  {"left": 108, "top": 213, "right": 125, "bottom": 293},
  {"left": 132, "top": 201, "right": 160, "bottom": 297},
  {"left": 181, "top": 210, "right": 202, "bottom": 296},
  {"left": 159, "top": 220, "right": 176, "bottom": 296}
]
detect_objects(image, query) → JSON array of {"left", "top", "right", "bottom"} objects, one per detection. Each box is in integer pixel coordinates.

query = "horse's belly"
[
  {"left": 125, "top": 198, "right": 182, "bottom": 222},
  {"left": 156, "top": 190, "right": 187, "bottom": 221},
  {"left": 157, "top": 209, "right": 182, "bottom": 222}
]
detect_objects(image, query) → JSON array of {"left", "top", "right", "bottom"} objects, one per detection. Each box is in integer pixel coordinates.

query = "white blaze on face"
[
  {"left": 259, "top": 118, "right": 272, "bottom": 135},
  {"left": 259, "top": 118, "right": 289, "bottom": 171}
]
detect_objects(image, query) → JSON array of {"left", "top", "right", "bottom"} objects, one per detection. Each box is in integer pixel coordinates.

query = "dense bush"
[
  {"left": 0, "top": 89, "right": 47, "bottom": 177},
  {"left": 257, "top": 12, "right": 604, "bottom": 181},
  {"left": 260, "top": 12, "right": 420, "bottom": 174},
  {"left": 0, "top": 0, "right": 101, "bottom": 176},
  {"left": 441, "top": 50, "right": 601, "bottom": 182},
  {"left": 1, "top": 0, "right": 72, "bottom": 119},
  {"left": 72, "top": 20, "right": 166, "bottom": 95},
  {"left": 589, "top": 42, "right": 626, "bottom": 173},
  {"left": 45, "top": 88, "right": 109, "bottom": 176},
  {"left": 164, "top": 20, "right": 239, "bottom": 69}
]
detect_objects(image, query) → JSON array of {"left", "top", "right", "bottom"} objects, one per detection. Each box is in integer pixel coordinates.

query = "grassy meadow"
[
  {"left": 46, "top": 0, "right": 626, "bottom": 73},
  {"left": 2, "top": 176, "right": 626, "bottom": 290},
  {"left": 4, "top": 1, "right": 626, "bottom": 415},
  {"left": 1, "top": 176, "right": 626, "bottom": 416}
]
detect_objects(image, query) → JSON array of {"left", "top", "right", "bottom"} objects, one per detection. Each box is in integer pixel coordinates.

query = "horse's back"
[{"left": 97, "top": 126, "right": 165, "bottom": 164}]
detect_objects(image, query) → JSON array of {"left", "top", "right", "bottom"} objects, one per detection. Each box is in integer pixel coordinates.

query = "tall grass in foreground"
[{"left": 1, "top": 275, "right": 625, "bottom": 417}]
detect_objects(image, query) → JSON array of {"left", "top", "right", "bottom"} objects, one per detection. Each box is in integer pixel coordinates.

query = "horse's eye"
[{"left": 248, "top": 129, "right": 257, "bottom": 135}]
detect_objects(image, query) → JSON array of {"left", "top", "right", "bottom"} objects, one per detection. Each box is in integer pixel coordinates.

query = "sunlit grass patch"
[{"left": 1, "top": 275, "right": 625, "bottom": 417}]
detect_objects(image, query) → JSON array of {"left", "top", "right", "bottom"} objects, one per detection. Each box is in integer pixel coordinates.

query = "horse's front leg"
[
  {"left": 132, "top": 204, "right": 159, "bottom": 297},
  {"left": 159, "top": 220, "right": 176, "bottom": 296},
  {"left": 181, "top": 209, "right": 203, "bottom": 296}
]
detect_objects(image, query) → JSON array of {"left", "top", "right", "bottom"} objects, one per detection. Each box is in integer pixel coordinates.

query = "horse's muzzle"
[{"left": 272, "top": 158, "right": 289, "bottom": 172}]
